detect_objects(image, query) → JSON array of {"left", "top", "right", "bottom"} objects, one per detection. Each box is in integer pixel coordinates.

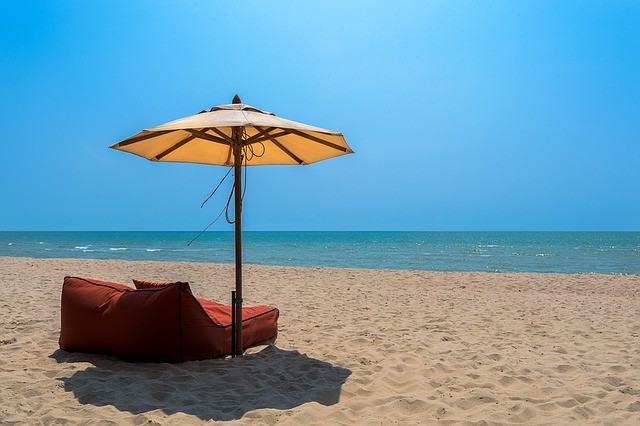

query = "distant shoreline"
[{"left": 1, "top": 255, "right": 637, "bottom": 277}]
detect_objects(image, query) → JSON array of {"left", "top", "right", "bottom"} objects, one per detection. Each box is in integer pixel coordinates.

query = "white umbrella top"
[{"left": 110, "top": 101, "right": 353, "bottom": 166}]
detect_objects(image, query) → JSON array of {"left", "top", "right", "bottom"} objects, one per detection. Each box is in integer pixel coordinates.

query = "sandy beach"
[{"left": 1, "top": 256, "right": 639, "bottom": 424}]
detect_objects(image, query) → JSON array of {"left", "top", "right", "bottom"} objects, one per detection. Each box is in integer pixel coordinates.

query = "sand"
[{"left": 0, "top": 256, "right": 639, "bottom": 425}]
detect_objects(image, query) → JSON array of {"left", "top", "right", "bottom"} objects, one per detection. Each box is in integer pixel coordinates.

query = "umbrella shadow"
[{"left": 50, "top": 345, "right": 351, "bottom": 421}]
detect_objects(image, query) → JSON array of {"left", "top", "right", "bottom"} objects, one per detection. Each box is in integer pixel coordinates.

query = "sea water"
[{"left": 0, "top": 231, "right": 638, "bottom": 275}]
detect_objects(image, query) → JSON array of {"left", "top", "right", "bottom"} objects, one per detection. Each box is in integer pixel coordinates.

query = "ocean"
[{"left": 0, "top": 231, "right": 638, "bottom": 275}]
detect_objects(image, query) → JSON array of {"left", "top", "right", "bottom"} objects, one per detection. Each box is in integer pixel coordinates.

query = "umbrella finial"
[{"left": 232, "top": 94, "right": 242, "bottom": 104}]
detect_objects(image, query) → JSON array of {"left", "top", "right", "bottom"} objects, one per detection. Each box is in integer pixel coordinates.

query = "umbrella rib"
[
  {"left": 187, "top": 129, "right": 231, "bottom": 146},
  {"left": 112, "top": 130, "right": 174, "bottom": 148},
  {"left": 225, "top": 144, "right": 233, "bottom": 166},
  {"left": 243, "top": 127, "right": 277, "bottom": 145},
  {"left": 285, "top": 129, "right": 348, "bottom": 152},
  {"left": 269, "top": 138, "right": 305, "bottom": 165},
  {"left": 245, "top": 130, "right": 290, "bottom": 145},
  {"left": 152, "top": 134, "right": 195, "bottom": 161},
  {"left": 207, "top": 128, "right": 235, "bottom": 145}
]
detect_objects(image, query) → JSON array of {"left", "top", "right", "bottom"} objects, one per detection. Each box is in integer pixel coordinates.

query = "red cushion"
[
  {"left": 60, "top": 276, "right": 279, "bottom": 362},
  {"left": 132, "top": 279, "right": 175, "bottom": 289},
  {"left": 196, "top": 297, "right": 280, "bottom": 327}
]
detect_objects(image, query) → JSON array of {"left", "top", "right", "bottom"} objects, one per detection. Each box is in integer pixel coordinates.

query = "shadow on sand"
[{"left": 50, "top": 345, "right": 351, "bottom": 421}]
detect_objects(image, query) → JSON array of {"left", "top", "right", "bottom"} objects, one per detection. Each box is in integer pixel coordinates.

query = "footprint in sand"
[{"left": 556, "top": 364, "right": 574, "bottom": 373}]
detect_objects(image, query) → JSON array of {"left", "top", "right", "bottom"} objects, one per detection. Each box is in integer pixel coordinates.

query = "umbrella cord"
[
  {"left": 242, "top": 148, "right": 249, "bottom": 200},
  {"left": 188, "top": 133, "right": 261, "bottom": 246},
  {"left": 187, "top": 163, "right": 235, "bottom": 246},
  {"left": 187, "top": 183, "right": 235, "bottom": 246},
  {"left": 225, "top": 150, "right": 251, "bottom": 223},
  {"left": 200, "top": 166, "right": 233, "bottom": 208},
  {"left": 225, "top": 183, "right": 236, "bottom": 224}
]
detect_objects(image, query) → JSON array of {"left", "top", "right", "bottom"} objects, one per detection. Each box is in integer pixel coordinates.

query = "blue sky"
[{"left": 1, "top": 1, "right": 638, "bottom": 231}]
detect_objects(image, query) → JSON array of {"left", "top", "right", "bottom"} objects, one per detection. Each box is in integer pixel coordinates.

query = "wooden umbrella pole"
[
  {"left": 232, "top": 96, "right": 244, "bottom": 357},
  {"left": 233, "top": 144, "right": 243, "bottom": 356}
]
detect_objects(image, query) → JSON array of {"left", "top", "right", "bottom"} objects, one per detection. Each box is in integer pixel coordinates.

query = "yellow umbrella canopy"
[
  {"left": 110, "top": 97, "right": 353, "bottom": 166},
  {"left": 110, "top": 95, "right": 353, "bottom": 357}
]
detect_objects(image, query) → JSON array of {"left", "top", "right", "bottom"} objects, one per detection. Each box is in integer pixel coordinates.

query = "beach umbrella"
[{"left": 110, "top": 95, "right": 353, "bottom": 356}]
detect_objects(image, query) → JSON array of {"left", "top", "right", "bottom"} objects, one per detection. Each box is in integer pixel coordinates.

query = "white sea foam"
[
  {"left": 38, "top": 242, "right": 44, "bottom": 245},
  {"left": 82, "top": 249, "right": 96, "bottom": 252},
  {"left": 109, "top": 247, "right": 128, "bottom": 251},
  {"left": 146, "top": 249, "right": 162, "bottom": 252},
  {"left": 75, "top": 246, "right": 90, "bottom": 250},
  {"left": 7, "top": 243, "right": 12, "bottom": 246}
]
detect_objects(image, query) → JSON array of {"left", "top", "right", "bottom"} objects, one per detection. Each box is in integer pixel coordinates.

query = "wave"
[
  {"left": 146, "top": 249, "right": 162, "bottom": 252},
  {"left": 75, "top": 246, "right": 91, "bottom": 250},
  {"left": 109, "top": 247, "right": 128, "bottom": 251}
]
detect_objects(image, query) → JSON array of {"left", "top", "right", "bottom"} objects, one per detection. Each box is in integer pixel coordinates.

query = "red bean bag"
[{"left": 59, "top": 276, "right": 279, "bottom": 362}]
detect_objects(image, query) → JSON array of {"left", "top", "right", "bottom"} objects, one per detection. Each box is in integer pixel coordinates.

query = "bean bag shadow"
[{"left": 59, "top": 276, "right": 279, "bottom": 362}]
